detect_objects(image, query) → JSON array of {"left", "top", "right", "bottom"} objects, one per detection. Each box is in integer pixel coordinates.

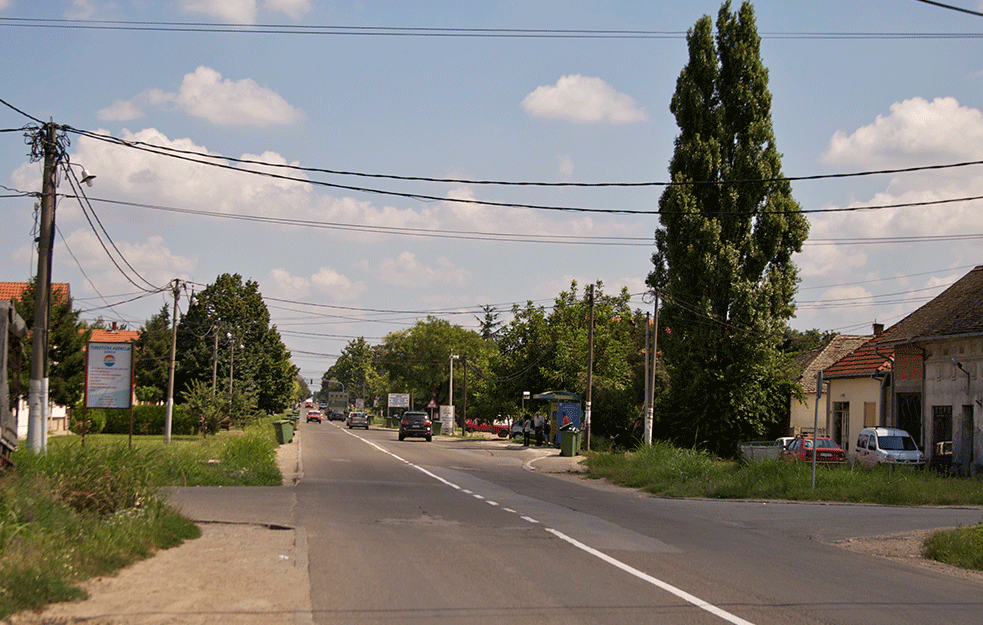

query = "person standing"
[
  {"left": 522, "top": 413, "right": 532, "bottom": 446},
  {"left": 544, "top": 416, "right": 552, "bottom": 447},
  {"left": 533, "top": 412, "right": 544, "bottom": 446}
]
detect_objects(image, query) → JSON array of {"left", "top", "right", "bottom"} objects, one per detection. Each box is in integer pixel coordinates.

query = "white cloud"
[
  {"left": 64, "top": 0, "right": 97, "bottom": 19},
  {"left": 57, "top": 232, "right": 197, "bottom": 295},
  {"left": 822, "top": 97, "right": 983, "bottom": 167},
  {"left": 362, "top": 253, "right": 471, "bottom": 288},
  {"left": 263, "top": 0, "right": 311, "bottom": 19},
  {"left": 98, "top": 66, "right": 304, "bottom": 127},
  {"left": 263, "top": 267, "right": 365, "bottom": 302},
  {"left": 178, "top": 0, "right": 311, "bottom": 23},
  {"left": 558, "top": 154, "right": 574, "bottom": 178},
  {"left": 179, "top": 0, "right": 256, "bottom": 24},
  {"left": 522, "top": 75, "right": 646, "bottom": 123}
]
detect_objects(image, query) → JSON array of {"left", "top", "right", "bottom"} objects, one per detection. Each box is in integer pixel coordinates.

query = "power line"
[
  {"left": 914, "top": 0, "right": 983, "bottom": 19},
  {"left": 3, "top": 16, "right": 982, "bottom": 39}
]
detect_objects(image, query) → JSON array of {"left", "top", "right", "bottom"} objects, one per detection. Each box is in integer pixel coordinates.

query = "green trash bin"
[
  {"left": 282, "top": 420, "right": 294, "bottom": 443},
  {"left": 273, "top": 420, "right": 286, "bottom": 445},
  {"left": 559, "top": 430, "right": 581, "bottom": 457}
]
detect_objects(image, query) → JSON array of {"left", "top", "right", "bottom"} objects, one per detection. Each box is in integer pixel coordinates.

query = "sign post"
[{"left": 85, "top": 342, "right": 134, "bottom": 447}]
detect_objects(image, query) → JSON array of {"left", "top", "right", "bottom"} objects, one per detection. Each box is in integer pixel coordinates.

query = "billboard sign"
[
  {"left": 85, "top": 342, "right": 133, "bottom": 409},
  {"left": 388, "top": 393, "right": 409, "bottom": 408}
]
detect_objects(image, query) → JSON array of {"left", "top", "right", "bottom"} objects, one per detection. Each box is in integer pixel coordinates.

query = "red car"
[
  {"left": 306, "top": 410, "right": 322, "bottom": 423},
  {"left": 465, "top": 419, "right": 510, "bottom": 438},
  {"left": 781, "top": 436, "right": 846, "bottom": 465}
]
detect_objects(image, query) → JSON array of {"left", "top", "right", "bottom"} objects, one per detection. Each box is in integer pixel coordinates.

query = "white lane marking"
[
  {"left": 545, "top": 528, "right": 755, "bottom": 625},
  {"left": 345, "top": 428, "right": 756, "bottom": 625}
]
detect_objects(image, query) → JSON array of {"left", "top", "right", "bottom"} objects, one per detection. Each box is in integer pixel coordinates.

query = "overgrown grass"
[
  {"left": 0, "top": 416, "right": 284, "bottom": 619},
  {"left": 923, "top": 524, "right": 983, "bottom": 570},
  {"left": 584, "top": 441, "right": 983, "bottom": 505}
]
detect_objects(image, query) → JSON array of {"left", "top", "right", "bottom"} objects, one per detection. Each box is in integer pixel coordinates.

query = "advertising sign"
[
  {"left": 388, "top": 393, "right": 410, "bottom": 408},
  {"left": 85, "top": 342, "right": 133, "bottom": 409}
]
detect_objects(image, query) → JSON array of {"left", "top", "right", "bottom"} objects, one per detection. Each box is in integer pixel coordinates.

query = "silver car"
[{"left": 347, "top": 411, "right": 369, "bottom": 429}]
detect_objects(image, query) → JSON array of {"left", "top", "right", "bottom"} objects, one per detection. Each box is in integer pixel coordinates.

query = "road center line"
[{"left": 347, "top": 429, "right": 755, "bottom": 625}]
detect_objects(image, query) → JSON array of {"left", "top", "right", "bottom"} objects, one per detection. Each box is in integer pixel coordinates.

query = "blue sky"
[{"left": 2, "top": 0, "right": 983, "bottom": 383}]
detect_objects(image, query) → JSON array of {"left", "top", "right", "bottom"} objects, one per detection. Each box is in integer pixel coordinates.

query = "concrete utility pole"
[
  {"left": 585, "top": 284, "right": 594, "bottom": 452},
  {"left": 644, "top": 312, "right": 652, "bottom": 445},
  {"left": 449, "top": 351, "right": 459, "bottom": 435},
  {"left": 646, "top": 289, "right": 660, "bottom": 445},
  {"left": 164, "top": 280, "right": 180, "bottom": 443},
  {"left": 27, "top": 123, "right": 58, "bottom": 452}
]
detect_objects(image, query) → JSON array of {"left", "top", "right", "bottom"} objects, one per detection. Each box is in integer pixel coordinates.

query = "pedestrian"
[
  {"left": 544, "top": 416, "right": 552, "bottom": 447},
  {"left": 523, "top": 413, "right": 532, "bottom": 446},
  {"left": 534, "top": 412, "right": 544, "bottom": 446}
]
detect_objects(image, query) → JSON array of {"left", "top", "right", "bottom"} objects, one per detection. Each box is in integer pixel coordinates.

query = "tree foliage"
[
  {"left": 134, "top": 305, "right": 171, "bottom": 404},
  {"left": 646, "top": 1, "right": 809, "bottom": 456},
  {"left": 322, "top": 337, "right": 382, "bottom": 407},
  {"left": 175, "top": 274, "right": 297, "bottom": 416},
  {"left": 12, "top": 279, "right": 90, "bottom": 408}
]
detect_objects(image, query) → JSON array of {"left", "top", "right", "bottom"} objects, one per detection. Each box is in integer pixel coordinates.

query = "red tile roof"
[
  {"left": 88, "top": 329, "right": 140, "bottom": 344},
  {"left": 0, "top": 281, "right": 71, "bottom": 303},
  {"left": 822, "top": 335, "right": 893, "bottom": 379},
  {"left": 793, "top": 334, "right": 870, "bottom": 388}
]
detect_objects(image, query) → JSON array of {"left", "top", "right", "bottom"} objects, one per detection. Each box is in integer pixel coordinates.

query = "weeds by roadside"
[
  {"left": 584, "top": 441, "right": 983, "bottom": 571},
  {"left": 0, "top": 417, "right": 283, "bottom": 619}
]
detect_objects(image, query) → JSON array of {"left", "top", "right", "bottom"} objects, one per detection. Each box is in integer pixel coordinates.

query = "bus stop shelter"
[{"left": 532, "top": 390, "right": 582, "bottom": 446}]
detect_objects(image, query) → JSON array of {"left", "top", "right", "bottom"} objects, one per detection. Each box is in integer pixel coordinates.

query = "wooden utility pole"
[
  {"left": 27, "top": 123, "right": 58, "bottom": 452},
  {"left": 585, "top": 284, "right": 595, "bottom": 452}
]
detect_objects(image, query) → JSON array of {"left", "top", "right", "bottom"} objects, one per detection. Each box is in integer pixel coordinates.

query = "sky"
[{"left": 2, "top": 0, "right": 983, "bottom": 384}]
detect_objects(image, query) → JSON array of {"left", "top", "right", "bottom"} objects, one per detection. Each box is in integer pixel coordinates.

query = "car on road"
[
  {"left": 399, "top": 410, "right": 432, "bottom": 442},
  {"left": 781, "top": 436, "right": 846, "bottom": 465},
  {"left": 346, "top": 411, "right": 369, "bottom": 429},
  {"left": 306, "top": 410, "right": 322, "bottom": 424},
  {"left": 855, "top": 427, "right": 925, "bottom": 467},
  {"left": 327, "top": 410, "right": 344, "bottom": 422}
]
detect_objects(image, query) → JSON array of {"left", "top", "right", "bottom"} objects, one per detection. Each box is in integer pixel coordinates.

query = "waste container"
[
  {"left": 273, "top": 420, "right": 286, "bottom": 445},
  {"left": 559, "top": 430, "right": 581, "bottom": 457},
  {"left": 282, "top": 420, "right": 294, "bottom": 443}
]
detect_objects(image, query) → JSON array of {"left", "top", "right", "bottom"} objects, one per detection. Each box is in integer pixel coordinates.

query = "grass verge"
[{"left": 0, "top": 416, "right": 284, "bottom": 619}]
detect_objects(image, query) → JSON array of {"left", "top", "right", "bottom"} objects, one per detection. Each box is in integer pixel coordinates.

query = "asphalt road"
[{"left": 287, "top": 419, "right": 982, "bottom": 625}]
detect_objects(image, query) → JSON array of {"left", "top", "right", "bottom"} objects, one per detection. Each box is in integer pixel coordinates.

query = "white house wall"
[{"left": 825, "top": 376, "right": 883, "bottom": 461}]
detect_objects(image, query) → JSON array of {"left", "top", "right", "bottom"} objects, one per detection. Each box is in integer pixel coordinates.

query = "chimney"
[
  {"left": 111, "top": 321, "right": 117, "bottom": 332},
  {"left": 873, "top": 322, "right": 883, "bottom": 337}
]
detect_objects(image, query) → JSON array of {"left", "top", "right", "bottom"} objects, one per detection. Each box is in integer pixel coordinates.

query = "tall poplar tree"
[{"left": 647, "top": 1, "right": 809, "bottom": 456}]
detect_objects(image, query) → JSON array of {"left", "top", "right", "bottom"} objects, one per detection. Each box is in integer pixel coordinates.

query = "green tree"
[
  {"left": 323, "top": 337, "right": 381, "bottom": 408},
  {"left": 134, "top": 305, "right": 172, "bottom": 404},
  {"left": 475, "top": 305, "right": 503, "bottom": 342},
  {"left": 490, "top": 281, "right": 638, "bottom": 438},
  {"left": 378, "top": 317, "right": 490, "bottom": 418},
  {"left": 176, "top": 274, "right": 297, "bottom": 417},
  {"left": 12, "top": 279, "right": 90, "bottom": 409},
  {"left": 647, "top": 1, "right": 809, "bottom": 456}
]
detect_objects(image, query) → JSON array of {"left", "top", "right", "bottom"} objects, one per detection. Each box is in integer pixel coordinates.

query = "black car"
[{"left": 398, "top": 411, "right": 432, "bottom": 442}]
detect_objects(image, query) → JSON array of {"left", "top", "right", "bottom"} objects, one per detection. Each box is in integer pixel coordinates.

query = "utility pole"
[
  {"left": 28, "top": 122, "right": 58, "bottom": 452},
  {"left": 585, "top": 284, "right": 594, "bottom": 452},
  {"left": 164, "top": 280, "right": 180, "bottom": 443},
  {"left": 647, "top": 289, "right": 660, "bottom": 445},
  {"left": 449, "top": 350, "right": 459, "bottom": 435},
  {"left": 644, "top": 312, "right": 652, "bottom": 445}
]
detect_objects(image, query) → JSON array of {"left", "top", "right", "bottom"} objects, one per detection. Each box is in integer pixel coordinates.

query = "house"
[
  {"left": 820, "top": 324, "right": 893, "bottom": 458},
  {"left": 1, "top": 281, "right": 73, "bottom": 439},
  {"left": 873, "top": 265, "right": 983, "bottom": 475},
  {"left": 789, "top": 333, "right": 870, "bottom": 438}
]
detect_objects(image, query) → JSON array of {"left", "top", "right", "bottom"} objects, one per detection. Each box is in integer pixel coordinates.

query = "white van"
[{"left": 855, "top": 427, "right": 925, "bottom": 467}]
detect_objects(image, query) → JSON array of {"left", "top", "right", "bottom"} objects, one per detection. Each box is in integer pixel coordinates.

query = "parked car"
[
  {"left": 855, "top": 427, "right": 925, "bottom": 467},
  {"left": 399, "top": 410, "right": 432, "bottom": 442},
  {"left": 306, "top": 410, "right": 322, "bottom": 424},
  {"left": 776, "top": 436, "right": 795, "bottom": 449},
  {"left": 346, "top": 411, "right": 369, "bottom": 429},
  {"left": 781, "top": 436, "right": 846, "bottom": 465},
  {"left": 465, "top": 419, "right": 510, "bottom": 438}
]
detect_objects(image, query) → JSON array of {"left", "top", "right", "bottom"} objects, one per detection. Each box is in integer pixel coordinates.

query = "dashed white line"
[{"left": 345, "top": 427, "right": 756, "bottom": 625}]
